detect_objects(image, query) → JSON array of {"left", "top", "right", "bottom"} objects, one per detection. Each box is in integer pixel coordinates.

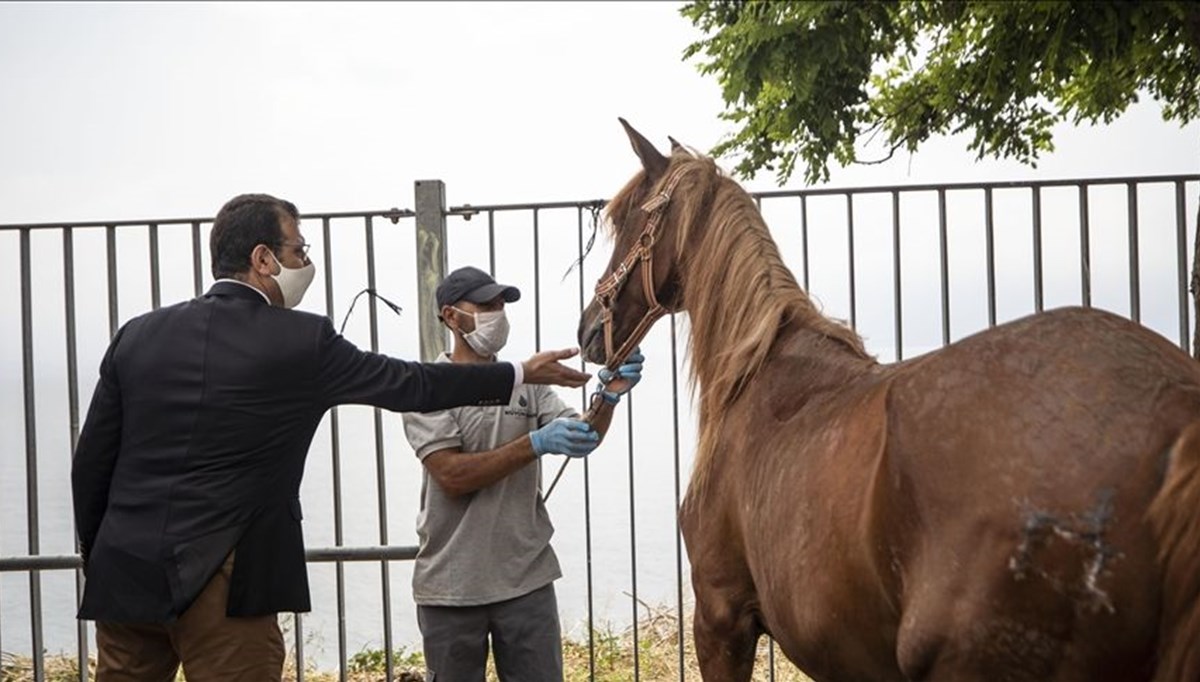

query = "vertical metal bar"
[
  {"left": 574, "top": 207, "right": 588, "bottom": 410},
  {"left": 192, "top": 221, "right": 203, "bottom": 297},
  {"left": 533, "top": 208, "right": 541, "bottom": 351},
  {"left": 892, "top": 191, "right": 903, "bottom": 360},
  {"left": 800, "top": 195, "right": 810, "bottom": 291},
  {"left": 20, "top": 228, "right": 45, "bottom": 682},
  {"left": 294, "top": 612, "right": 306, "bottom": 682},
  {"left": 577, "top": 208, "right": 588, "bottom": 398},
  {"left": 575, "top": 208, "right": 587, "bottom": 386},
  {"left": 670, "top": 312, "right": 684, "bottom": 681},
  {"left": 576, "top": 208, "right": 597, "bottom": 681},
  {"left": 1033, "top": 187, "right": 1044, "bottom": 313},
  {"left": 1079, "top": 185, "right": 1092, "bottom": 308},
  {"left": 487, "top": 210, "right": 496, "bottom": 277},
  {"left": 888, "top": 192, "right": 902, "bottom": 362},
  {"left": 1128, "top": 182, "right": 1140, "bottom": 322},
  {"left": 414, "top": 180, "right": 448, "bottom": 362},
  {"left": 985, "top": 188, "right": 997, "bottom": 327},
  {"left": 847, "top": 194, "right": 857, "bottom": 331},
  {"left": 1, "top": 512, "right": 4, "bottom": 665},
  {"left": 149, "top": 223, "right": 161, "bottom": 309},
  {"left": 627, "top": 393, "right": 640, "bottom": 680},
  {"left": 769, "top": 641, "right": 777, "bottom": 680},
  {"left": 321, "top": 217, "right": 348, "bottom": 682},
  {"left": 938, "top": 189, "right": 950, "bottom": 346},
  {"left": 64, "top": 227, "right": 88, "bottom": 681},
  {"left": 1177, "top": 181, "right": 1190, "bottom": 353},
  {"left": 585, "top": 450, "right": 595, "bottom": 680},
  {"left": 364, "top": 215, "right": 395, "bottom": 681},
  {"left": 106, "top": 224, "right": 118, "bottom": 337}
]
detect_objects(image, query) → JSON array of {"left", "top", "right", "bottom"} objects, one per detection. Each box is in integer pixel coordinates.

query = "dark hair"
[{"left": 209, "top": 193, "right": 300, "bottom": 279}]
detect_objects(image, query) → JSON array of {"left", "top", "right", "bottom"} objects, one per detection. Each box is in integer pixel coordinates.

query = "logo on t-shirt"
[{"left": 505, "top": 393, "right": 535, "bottom": 418}]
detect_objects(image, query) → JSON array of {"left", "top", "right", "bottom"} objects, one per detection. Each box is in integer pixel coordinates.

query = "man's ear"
[
  {"left": 440, "top": 305, "right": 457, "bottom": 329},
  {"left": 251, "top": 244, "right": 278, "bottom": 276}
]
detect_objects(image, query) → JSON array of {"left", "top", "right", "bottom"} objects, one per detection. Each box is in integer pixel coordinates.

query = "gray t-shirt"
[{"left": 401, "top": 353, "right": 577, "bottom": 607}]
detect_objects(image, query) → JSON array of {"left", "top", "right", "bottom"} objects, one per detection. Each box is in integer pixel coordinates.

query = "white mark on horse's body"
[{"left": 1008, "top": 490, "right": 1118, "bottom": 614}]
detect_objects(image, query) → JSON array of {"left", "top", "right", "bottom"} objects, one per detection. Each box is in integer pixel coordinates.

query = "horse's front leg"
[{"left": 692, "top": 578, "right": 762, "bottom": 682}]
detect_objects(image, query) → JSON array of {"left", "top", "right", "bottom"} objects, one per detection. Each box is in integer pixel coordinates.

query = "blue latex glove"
[
  {"left": 530, "top": 418, "right": 600, "bottom": 458},
  {"left": 597, "top": 348, "right": 644, "bottom": 403}
]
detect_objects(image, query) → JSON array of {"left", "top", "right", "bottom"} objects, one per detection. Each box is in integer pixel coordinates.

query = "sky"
[
  {"left": 1, "top": 0, "right": 1198, "bottom": 667},
  {"left": 0, "top": 1, "right": 1195, "bottom": 224}
]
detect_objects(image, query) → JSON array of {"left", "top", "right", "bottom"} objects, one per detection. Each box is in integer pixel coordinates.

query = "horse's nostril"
[
  {"left": 578, "top": 316, "right": 594, "bottom": 346},
  {"left": 579, "top": 322, "right": 606, "bottom": 363}
]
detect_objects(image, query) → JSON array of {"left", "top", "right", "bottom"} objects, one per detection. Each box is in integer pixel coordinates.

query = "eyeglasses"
[{"left": 279, "top": 239, "right": 311, "bottom": 259}]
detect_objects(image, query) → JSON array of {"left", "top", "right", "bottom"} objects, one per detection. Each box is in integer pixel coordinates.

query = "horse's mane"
[{"left": 606, "top": 152, "right": 873, "bottom": 492}]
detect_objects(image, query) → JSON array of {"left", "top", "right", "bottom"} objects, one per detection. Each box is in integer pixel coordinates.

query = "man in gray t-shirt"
[{"left": 402, "top": 266, "right": 643, "bottom": 682}]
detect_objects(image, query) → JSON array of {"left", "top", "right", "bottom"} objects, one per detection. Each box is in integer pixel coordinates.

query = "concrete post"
[{"left": 414, "top": 180, "right": 448, "bottom": 362}]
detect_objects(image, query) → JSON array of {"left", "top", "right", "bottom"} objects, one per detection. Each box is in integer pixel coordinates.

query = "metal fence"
[{"left": 1, "top": 173, "right": 1197, "bottom": 681}]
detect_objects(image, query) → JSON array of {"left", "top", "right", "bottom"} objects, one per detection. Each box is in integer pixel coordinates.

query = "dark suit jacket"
[{"left": 72, "top": 281, "right": 515, "bottom": 622}]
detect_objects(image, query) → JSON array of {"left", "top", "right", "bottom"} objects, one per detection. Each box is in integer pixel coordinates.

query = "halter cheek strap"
[{"left": 592, "top": 167, "right": 688, "bottom": 372}]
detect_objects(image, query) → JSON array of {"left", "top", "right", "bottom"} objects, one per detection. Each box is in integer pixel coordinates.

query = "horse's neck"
[
  {"left": 773, "top": 323, "right": 877, "bottom": 392},
  {"left": 677, "top": 183, "right": 874, "bottom": 411},
  {"left": 678, "top": 198, "right": 875, "bottom": 499},
  {"left": 683, "top": 275, "right": 873, "bottom": 409}
]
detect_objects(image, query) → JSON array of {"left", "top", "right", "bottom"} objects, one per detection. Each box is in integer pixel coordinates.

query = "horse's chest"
[{"left": 686, "top": 469, "right": 905, "bottom": 680}]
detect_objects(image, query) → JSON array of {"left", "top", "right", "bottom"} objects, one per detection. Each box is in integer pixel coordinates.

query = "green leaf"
[{"left": 681, "top": 0, "right": 1199, "bottom": 185}]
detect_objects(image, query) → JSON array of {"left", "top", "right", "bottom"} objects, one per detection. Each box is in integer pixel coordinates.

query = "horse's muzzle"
[{"left": 577, "top": 312, "right": 607, "bottom": 365}]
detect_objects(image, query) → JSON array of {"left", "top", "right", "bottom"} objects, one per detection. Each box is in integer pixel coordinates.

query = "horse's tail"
[{"left": 1147, "top": 419, "right": 1200, "bottom": 681}]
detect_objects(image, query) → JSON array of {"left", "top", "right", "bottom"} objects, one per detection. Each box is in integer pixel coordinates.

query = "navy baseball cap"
[{"left": 436, "top": 266, "right": 521, "bottom": 309}]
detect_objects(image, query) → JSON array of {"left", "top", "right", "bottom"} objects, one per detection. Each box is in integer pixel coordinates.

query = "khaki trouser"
[{"left": 95, "top": 554, "right": 285, "bottom": 682}]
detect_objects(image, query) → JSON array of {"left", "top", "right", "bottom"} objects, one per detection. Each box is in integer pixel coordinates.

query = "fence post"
[
  {"left": 1191, "top": 201, "right": 1200, "bottom": 360},
  {"left": 415, "top": 180, "right": 448, "bottom": 362}
]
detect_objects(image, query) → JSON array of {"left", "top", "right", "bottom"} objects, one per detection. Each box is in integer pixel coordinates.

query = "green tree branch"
[{"left": 682, "top": 0, "right": 1200, "bottom": 185}]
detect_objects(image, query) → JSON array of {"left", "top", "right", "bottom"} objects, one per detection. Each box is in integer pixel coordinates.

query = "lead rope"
[{"left": 544, "top": 204, "right": 606, "bottom": 502}]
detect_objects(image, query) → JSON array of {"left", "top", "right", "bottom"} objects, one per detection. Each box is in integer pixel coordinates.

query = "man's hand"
[
  {"left": 522, "top": 348, "right": 591, "bottom": 388},
  {"left": 598, "top": 348, "right": 644, "bottom": 397},
  {"left": 530, "top": 418, "right": 600, "bottom": 458}
]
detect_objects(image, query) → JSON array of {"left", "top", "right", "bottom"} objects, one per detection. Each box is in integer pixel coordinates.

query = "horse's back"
[
  {"left": 882, "top": 306, "right": 1199, "bottom": 680},
  {"left": 886, "top": 305, "right": 1200, "bottom": 507}
]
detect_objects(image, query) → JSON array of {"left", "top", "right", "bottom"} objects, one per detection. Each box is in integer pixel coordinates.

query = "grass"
[
  {"left": 0, "top": 603, "right": 812, "bottom": 681},
  {"left": 560, "top": 603, "right": 812, "bottom": 682}
]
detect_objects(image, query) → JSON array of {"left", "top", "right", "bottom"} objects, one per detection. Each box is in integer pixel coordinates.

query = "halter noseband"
[{"left": 592, "top": 166, "right": 687, "bottom": 371}]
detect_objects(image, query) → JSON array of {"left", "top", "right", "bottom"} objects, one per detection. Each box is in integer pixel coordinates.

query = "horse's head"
[{"left": 578, "top": 119, "right": 695, "bottom": 367}]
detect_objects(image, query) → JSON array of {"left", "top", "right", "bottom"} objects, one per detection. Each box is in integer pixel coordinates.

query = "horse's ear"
[
  {"left": 619, "top": 118, "right": 668, "bottom": 179},
  {"left": 668, "top": 136, "right": 683, "bottom": 153}
]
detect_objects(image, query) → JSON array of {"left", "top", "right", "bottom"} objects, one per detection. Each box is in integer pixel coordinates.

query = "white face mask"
[
  {"left": 269, "top": 251, "right": 316, "bottom": 309},
  {"left": 454, "top": 307, "right": 510, "bottom": 357}
]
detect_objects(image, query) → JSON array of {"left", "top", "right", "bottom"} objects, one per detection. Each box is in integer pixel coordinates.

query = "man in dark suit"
[{"left": 71, "top": 193, "right": 591, "bottom": 681}]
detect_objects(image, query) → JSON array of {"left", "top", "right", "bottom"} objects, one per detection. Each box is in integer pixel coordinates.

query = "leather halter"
[{"left": 592, "top": 166, "right": 688, "bottom": 371}]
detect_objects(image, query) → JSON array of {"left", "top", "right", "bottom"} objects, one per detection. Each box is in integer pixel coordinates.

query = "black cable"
[
  {"left": 561, "top": 203, "right": 604, "bottom": 283},
  {"left": 338, "top": 288, "right": 403, "bottom": 335}
]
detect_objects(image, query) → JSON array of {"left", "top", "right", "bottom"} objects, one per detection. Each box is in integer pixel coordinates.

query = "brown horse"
[{"left": 578, "top": 119, "right": 1200, "bottom": 682}]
